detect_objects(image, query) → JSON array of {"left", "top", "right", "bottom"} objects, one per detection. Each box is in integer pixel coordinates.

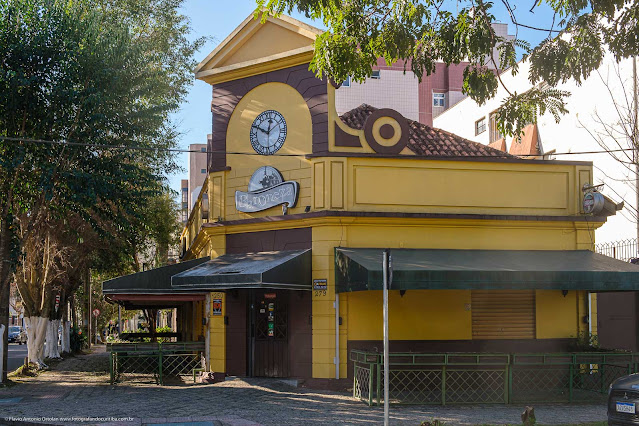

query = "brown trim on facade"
[
  {"left": 225, "top": 228, "right": 312, "bottom": 253},
  {"left": 363, "top": 109, "right": 409, "bottom": 154},
  {"left": 210, "top": 64, "right": 328, "bottom": 171},
  {"left": 305, "top": 152, "right": 593, "bottom": 166},
  {"left": 203, "top": 209, "right": 606, "bottom": 228},
  {"left": 334, "top": 124, "right": 362, "bottom": 147},
  {"left": 379, "top": 123, "right": 395, "bottom": 139}
]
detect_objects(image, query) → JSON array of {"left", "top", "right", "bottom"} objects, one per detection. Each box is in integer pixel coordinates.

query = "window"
[
  {"left": 200, "top": 147, "right": 206, "bottom": 153},
  {"left": 342, "top": 76, "right": 351, "bottom": 87},
  {"left": 433, "top": 93, "right": 445, "bottom": 107},
  {"left": 181, "top": 188, "right": 188, "bottom": 203},
  {"left": 371, "top": 70, "right": 381, "bottom": 79},
  {"left": 201, "top": 168, "right": 206, "bottom": 174},
  {"left": 489, "top": 112, "right": 503, "bottom": 143},
  {"left": 475, "top": 117, "right": 486, "bottom": 135}
]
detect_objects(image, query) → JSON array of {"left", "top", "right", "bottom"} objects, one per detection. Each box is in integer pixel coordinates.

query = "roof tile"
[{"left": 340, "top": 104, "right": 513, "bottom": 158}]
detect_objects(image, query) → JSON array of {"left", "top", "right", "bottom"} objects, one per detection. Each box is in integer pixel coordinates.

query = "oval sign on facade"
[{"left": 583, "top": 192, "right": 604, "bottom": 215}]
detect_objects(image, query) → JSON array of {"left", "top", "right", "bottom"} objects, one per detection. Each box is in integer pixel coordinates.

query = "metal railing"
[
  {"left": 595, "top": 238, "right": 639, "bottom": 262},
  {"left": 352, "top": 350, "right": 639, "bottom": 406},
  {"left": 108, "top": 342, "right": 205, "bottom": 385}
]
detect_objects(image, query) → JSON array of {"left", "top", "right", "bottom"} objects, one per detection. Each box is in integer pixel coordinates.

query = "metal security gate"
[{"left": 249, "top": 290, "right": 289, "bottom": 377}]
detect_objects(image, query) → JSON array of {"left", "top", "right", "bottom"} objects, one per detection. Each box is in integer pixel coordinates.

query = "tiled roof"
[{"left": 340, "top": 104, "right": 512, "bottom": 158}]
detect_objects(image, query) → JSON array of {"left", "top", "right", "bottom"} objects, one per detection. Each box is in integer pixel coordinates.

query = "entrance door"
[{"left": 249, "top": 290, "right": 289, "bottom": 377}]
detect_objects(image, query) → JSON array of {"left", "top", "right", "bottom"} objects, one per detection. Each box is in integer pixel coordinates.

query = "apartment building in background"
[
  {"left": 335, "top": 23, "right": 513, "bottom": 126},
  {"left": 189, "top": 141, "right": 209, "bottom": 211},
  {"left": 179, "top": 139, "right": 210, "bottom": 224}
]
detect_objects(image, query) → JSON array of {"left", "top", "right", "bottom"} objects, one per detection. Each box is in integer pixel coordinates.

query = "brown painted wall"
[
  {"left": 598, "top": 292, "right": 639, "bottom": 351},
  {"left": 210, "top": 64, "right": 328, "bottom": 172},
  {"left": 347, "top": 339, "right": 575, "bottom": 378},
  {"left": 223, "top": 228, "right": 312, "bottom": 377},
  {"left": 288, "top": 290, "right": 312, "bottom": 378},
  {"left": 225, "top": 227, "right": 312, "bottom": 254},
  {"left": 225, "top": 290, "right": 248, "bottom": 376}
]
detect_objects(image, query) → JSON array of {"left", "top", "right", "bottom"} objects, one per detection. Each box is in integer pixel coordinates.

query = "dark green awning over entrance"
[
  {"left": 103, "top": 257, "right": 210, "bottom": 295},
  {"left": 171, "top": 249, "right": 312, "bottom": 291},
  {"left": 335, "top": 248, "right": 639, "bottom": 292}
]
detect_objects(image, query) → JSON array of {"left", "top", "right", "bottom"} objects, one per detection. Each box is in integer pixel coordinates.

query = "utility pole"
[
  {"left": 85, "top": 268, "right": 91, "bottom": 349},
  {"left": 382, "top": 249, "right": 391, "bottom": 426},
  {"left": 634, "top": 56, "right": 638, "bottom": 244}
]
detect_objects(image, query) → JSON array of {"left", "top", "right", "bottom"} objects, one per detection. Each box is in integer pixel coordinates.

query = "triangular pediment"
[{"left": 195, "top": 13, "right": 322, "bottom": 84}]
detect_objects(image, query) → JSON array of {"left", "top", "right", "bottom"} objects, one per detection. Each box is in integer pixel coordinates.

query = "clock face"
[{"left": 250, "top": 110, "right": 287, "bottom": 155}]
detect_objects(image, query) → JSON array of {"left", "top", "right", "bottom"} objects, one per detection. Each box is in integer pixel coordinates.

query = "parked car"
[
  {"left": 608, "top": 373, "right": 639, "bottom": 425},
  {"left": 7, "top": 325, "right": 26, "bottom": 344}
]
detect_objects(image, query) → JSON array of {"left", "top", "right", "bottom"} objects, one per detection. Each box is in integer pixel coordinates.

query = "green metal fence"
[
  {"left": 351, "top": 350, "right": 639, "bottom": 406},
  {"left": 108, "top": 342, "right": 205, "bottom": 385}
]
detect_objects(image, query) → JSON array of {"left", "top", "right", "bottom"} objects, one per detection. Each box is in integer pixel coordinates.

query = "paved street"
[
  {"left": 8, "top": 343, "right": 27, "bottom": 373},
  {"left": 0, "top": 346, "right": 608, "bottom": 426}
]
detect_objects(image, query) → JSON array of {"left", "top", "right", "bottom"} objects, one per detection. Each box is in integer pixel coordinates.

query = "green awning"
[
  {"left": 102, "top": 257, "right": 210, "bottom": 295},
  {"left": 171, "top": 249, "right": 312, "bottom": 291},
  {"left": 335, "top": 248, "right": 639, "bottom": 292}
]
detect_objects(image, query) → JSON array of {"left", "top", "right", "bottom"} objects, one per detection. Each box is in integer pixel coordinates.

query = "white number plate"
[{"left": 617, "top": 402, "right": 636, "bottom": 413}]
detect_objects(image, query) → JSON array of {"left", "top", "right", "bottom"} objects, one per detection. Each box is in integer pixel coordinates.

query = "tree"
[
  {"left": 256, "top": 0, "right": 639, "bottom": 137},
  {"left": 578, "top": 59, "right": 639, "bottom": 233},
  {"left": 0, "top": 0, "right": 202, "bottom": 379}
]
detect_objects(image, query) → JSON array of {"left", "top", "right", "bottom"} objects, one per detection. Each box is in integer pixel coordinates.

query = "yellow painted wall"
[
  {"left": 209, "top": 291, "right": 226, "bottom": 373},
  {"left": 218, "top": 21, "right": 313, "bottom": 68},
  {"left": 312, "top": 157, "right": 593, "bottom": 217},
  {"left": 347, "top": 290, "right": 472, "bottom": 341},
  {"left": 224, "top": 82, "right": 312, "bottom": 221},
  {"left": 309, "top": 219, "right": 598, "bottom": 379},
  {"left": 535, "top": 290, "right": 579, "bottom": 339}
]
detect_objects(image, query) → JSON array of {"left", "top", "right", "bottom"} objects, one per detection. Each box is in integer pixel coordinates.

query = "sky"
[{"left": 169, "top": 0, "right": 559, "bottom": 196}]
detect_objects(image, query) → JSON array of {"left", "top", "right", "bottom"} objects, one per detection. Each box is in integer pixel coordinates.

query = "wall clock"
[{"left": 250, "top": 110, "right": 287, "bottom": 155}]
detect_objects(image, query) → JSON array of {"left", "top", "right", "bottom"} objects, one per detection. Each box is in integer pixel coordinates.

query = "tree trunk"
[
  {"left": 0, "top": 217, "right": 14, "bottom": 382},
  {"left": 44, "top": 319, "right": 61, "bottom": 359},
  {"left": 70, "top": 296, "right": 77, "bottom": 330},
  {"left": 143, "top": 309, "right": 158, "bottom": 342},
  {"left": 24, "top": 316, "right": 48, "bottom": 368},
  {"left": 60, "top": 320, "right": 71, "bottom": 353}
]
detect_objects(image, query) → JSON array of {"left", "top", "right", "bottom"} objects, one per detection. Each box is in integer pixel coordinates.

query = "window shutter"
[{"left": 471, "top": 290, "right": 536, "bottom": 339}]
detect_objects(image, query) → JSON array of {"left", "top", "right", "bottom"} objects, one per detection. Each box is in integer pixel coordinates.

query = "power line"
[{"left": 1, "top": 135, "right": 638, "bottom": 159}]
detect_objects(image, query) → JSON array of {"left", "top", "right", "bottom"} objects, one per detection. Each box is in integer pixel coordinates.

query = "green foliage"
[
  {"left": 0, "top": 0, "right": 201, "bottom": 321},
  {"left": 568, "top": 331, "right": 600, "bottom": 351},
  {"left": 70, "top": 325, "right": 88, "bottom": 353},
  {"left": 256, "top": 0, "right": 639, "bottom": 137}
]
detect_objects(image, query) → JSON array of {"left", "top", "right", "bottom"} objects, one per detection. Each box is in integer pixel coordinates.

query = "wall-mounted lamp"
[
  {"left": 561, "top": 290, "right": 569, "bottom": 297},
  {"left": 400, "top": 290, "right": 406, "bottom": 297},
  {"left": 304, "top": 205, "right": 311, "bottom": 213}
]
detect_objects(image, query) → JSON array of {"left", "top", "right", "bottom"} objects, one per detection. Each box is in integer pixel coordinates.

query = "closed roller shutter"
[{"left": 471, "top": 290, "right": 536, "bottom": 339}]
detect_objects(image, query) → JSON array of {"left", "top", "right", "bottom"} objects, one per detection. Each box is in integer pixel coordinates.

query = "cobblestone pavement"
[{"left": 0, "top": 346, "right": 608, "bottom": 426}]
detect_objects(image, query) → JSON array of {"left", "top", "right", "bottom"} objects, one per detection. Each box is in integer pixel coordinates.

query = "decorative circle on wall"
[
  {"left": 363, "top": 109, "right": 409, "bottom": 154},
  {"left": 248, "top": 166, "right": 284, "bottom": 192}
]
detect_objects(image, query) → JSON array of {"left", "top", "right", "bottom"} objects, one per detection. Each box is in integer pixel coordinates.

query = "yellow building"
[{"left": 104, "top": 13, "right": 639, "bottom": 395}]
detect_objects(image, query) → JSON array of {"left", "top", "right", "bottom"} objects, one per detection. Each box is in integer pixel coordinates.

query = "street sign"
[{"left": 92, "top": 308, "right": 100, "bottom": 317}]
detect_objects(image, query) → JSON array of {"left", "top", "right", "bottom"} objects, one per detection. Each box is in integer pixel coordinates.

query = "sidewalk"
[{"left": 0, "top": 347, "right": 608, "bottom": 425}]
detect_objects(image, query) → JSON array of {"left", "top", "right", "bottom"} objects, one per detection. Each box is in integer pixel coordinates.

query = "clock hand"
[{"left": 252, "top": 125, "right": 268, "bottom": 135}]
